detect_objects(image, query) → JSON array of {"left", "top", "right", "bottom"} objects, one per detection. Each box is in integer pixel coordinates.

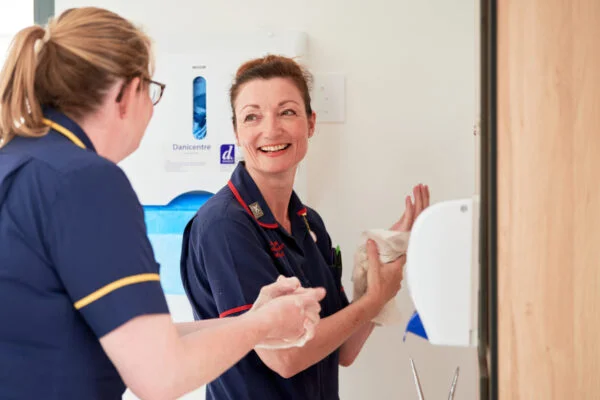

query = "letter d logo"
[{"left": 220, "top": 144, "right": 235, "bottom": 165}]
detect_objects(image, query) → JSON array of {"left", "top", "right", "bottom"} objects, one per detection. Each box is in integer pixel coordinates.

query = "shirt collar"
[
  {"left": 228, "top": 162, "right": 307, "bottom": 230},
  {"left": 42, "top": 107, "right": 96, "bottom": 152}
]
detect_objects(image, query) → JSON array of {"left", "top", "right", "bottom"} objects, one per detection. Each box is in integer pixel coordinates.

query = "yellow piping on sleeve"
[{"left": 74, "top": 273, "right": 161, "bottom": 310}]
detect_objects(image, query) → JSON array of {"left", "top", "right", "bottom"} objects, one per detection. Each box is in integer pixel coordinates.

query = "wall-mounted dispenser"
[{"left": 404, "top": 196, "right": 480, "bottom": 347}]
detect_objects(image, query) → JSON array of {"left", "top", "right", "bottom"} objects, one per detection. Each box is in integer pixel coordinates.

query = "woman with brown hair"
[
  {"left": 0, "top": 8, "right": 325, "bottom": 400},
  {"left": 181, "top": 54, "right": 430, "bottom": 399}
]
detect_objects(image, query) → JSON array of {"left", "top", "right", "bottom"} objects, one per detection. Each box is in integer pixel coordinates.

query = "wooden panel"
[{"left": 497, "top": 0, "right": 600, "bottom": 398}]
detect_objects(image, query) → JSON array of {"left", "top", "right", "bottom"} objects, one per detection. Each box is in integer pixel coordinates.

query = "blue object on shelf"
[
  {"left": 143, "top": 192, "right": 213, "bottom": 295},
  {"left": 403, "top": 310, "right": 429, "bottom": 342}
]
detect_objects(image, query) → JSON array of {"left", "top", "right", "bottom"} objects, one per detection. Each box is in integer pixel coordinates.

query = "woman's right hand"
[
  {"left": 250, "top": 277, "right": 326, "bottom": 346},
  {"left": 363, "top": 240, "right": 406, "bottom": 313}
]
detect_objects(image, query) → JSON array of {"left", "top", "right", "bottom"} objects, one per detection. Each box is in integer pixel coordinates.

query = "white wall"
[
  {"left": 0, "top": 0, "right": 34, "bottom": 67},
  {"left": 0, "top": 0, "right": 33, "bottom": 35},
  {"left": 56, "top": 1, "right": 478, "bottom": 399}
]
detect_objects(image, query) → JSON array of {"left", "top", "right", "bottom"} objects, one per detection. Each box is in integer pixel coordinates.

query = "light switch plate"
[{"left": 311, "top": 73, "right": 346, "bottom": 123}]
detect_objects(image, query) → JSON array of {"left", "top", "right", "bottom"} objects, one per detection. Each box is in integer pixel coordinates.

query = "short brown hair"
[
  {"left": 0, "top": 7, "right": 153, "bottom": 146},
  {"left": 229, "top": 55, "right": 313, "bottom": 128}
]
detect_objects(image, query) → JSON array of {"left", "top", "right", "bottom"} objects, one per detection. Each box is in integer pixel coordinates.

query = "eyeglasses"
[
  {"left": 147, "top": 79, "right": 166, "bottom": 105},
  {"left": 116, "top": 78, "right": 166, "bottom": 106}
]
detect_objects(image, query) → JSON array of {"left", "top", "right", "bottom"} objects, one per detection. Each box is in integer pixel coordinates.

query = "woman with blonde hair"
[{"left": 0, "top": 8, "right": 325, "bottom": 400}]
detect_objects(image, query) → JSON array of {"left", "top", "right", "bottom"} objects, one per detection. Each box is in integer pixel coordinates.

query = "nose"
[{"left": 263, "top": 112, "right": 283, "bottom": 137}]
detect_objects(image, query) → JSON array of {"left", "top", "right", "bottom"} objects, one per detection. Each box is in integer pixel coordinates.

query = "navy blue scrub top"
[
  {"left": 0, "top": 108, "right": 169, "bottom": 400},
  {"left": 181, "top": 162, "right": 349, "bottom": 400}
]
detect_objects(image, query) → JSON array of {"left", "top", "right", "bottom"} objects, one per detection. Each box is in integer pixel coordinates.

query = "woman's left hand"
[{"left": 390, "top": 184, "right": 430, "bottom": 232}]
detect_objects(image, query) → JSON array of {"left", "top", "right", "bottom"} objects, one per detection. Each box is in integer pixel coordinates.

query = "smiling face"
[{"left": 234, "top": 77, "right": 315, "bottom": 178}]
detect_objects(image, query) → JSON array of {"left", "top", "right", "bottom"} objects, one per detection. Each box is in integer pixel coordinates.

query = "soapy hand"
[
  {"left": 390, "top": 184, "right": 430, "bottom": 232},
  {"left": 251, "top": 276, "right": 325, "bottom": 349},
  {"left": 250, "top": 276, "right": 302, "bottom": 311}
]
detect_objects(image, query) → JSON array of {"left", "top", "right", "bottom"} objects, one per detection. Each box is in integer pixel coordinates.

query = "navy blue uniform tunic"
[
  {"left": 181, "top": 162, "right": 349, "bottom": 400},
  {"left": 0, "top": 109, "right": 169, "bottom": 399}
]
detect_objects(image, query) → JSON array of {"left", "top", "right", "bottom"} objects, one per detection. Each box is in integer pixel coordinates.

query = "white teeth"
[{"left": 260, "top": 144, "right": 288, "bottom": 152}]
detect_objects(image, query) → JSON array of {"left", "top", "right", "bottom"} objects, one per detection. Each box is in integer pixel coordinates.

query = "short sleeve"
[
  {"left": 47, "top": 163, "right": 169, "bottom": 338},
  {"left": 182, "top": 216, "right": 281, "bottom": 319}
]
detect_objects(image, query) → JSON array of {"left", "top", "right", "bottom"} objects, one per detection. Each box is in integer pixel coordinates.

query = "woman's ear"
[{"left": 118, "top": 77, "right": 142, "bottom": 118}]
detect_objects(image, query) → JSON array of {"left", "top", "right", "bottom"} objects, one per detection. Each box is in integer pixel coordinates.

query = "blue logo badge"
[{"left": 220, "top": 144, "right": 235, "bottom": 164}]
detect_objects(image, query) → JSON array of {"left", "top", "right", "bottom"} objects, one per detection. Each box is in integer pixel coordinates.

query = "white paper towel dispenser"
[{"left": 405, "top": 196, "right": 479, "bottom": 347}]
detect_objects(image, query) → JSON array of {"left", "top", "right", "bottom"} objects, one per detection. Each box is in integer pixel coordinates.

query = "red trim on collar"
[
  {"left": 227, "top": 181, "right": 279, "bottom": 229},
  {"left": 297, "top": 207, "right": 308, "bottom": 216},
  {"left": 219, "top": 304, "right": 253, "bottom": 318}
]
